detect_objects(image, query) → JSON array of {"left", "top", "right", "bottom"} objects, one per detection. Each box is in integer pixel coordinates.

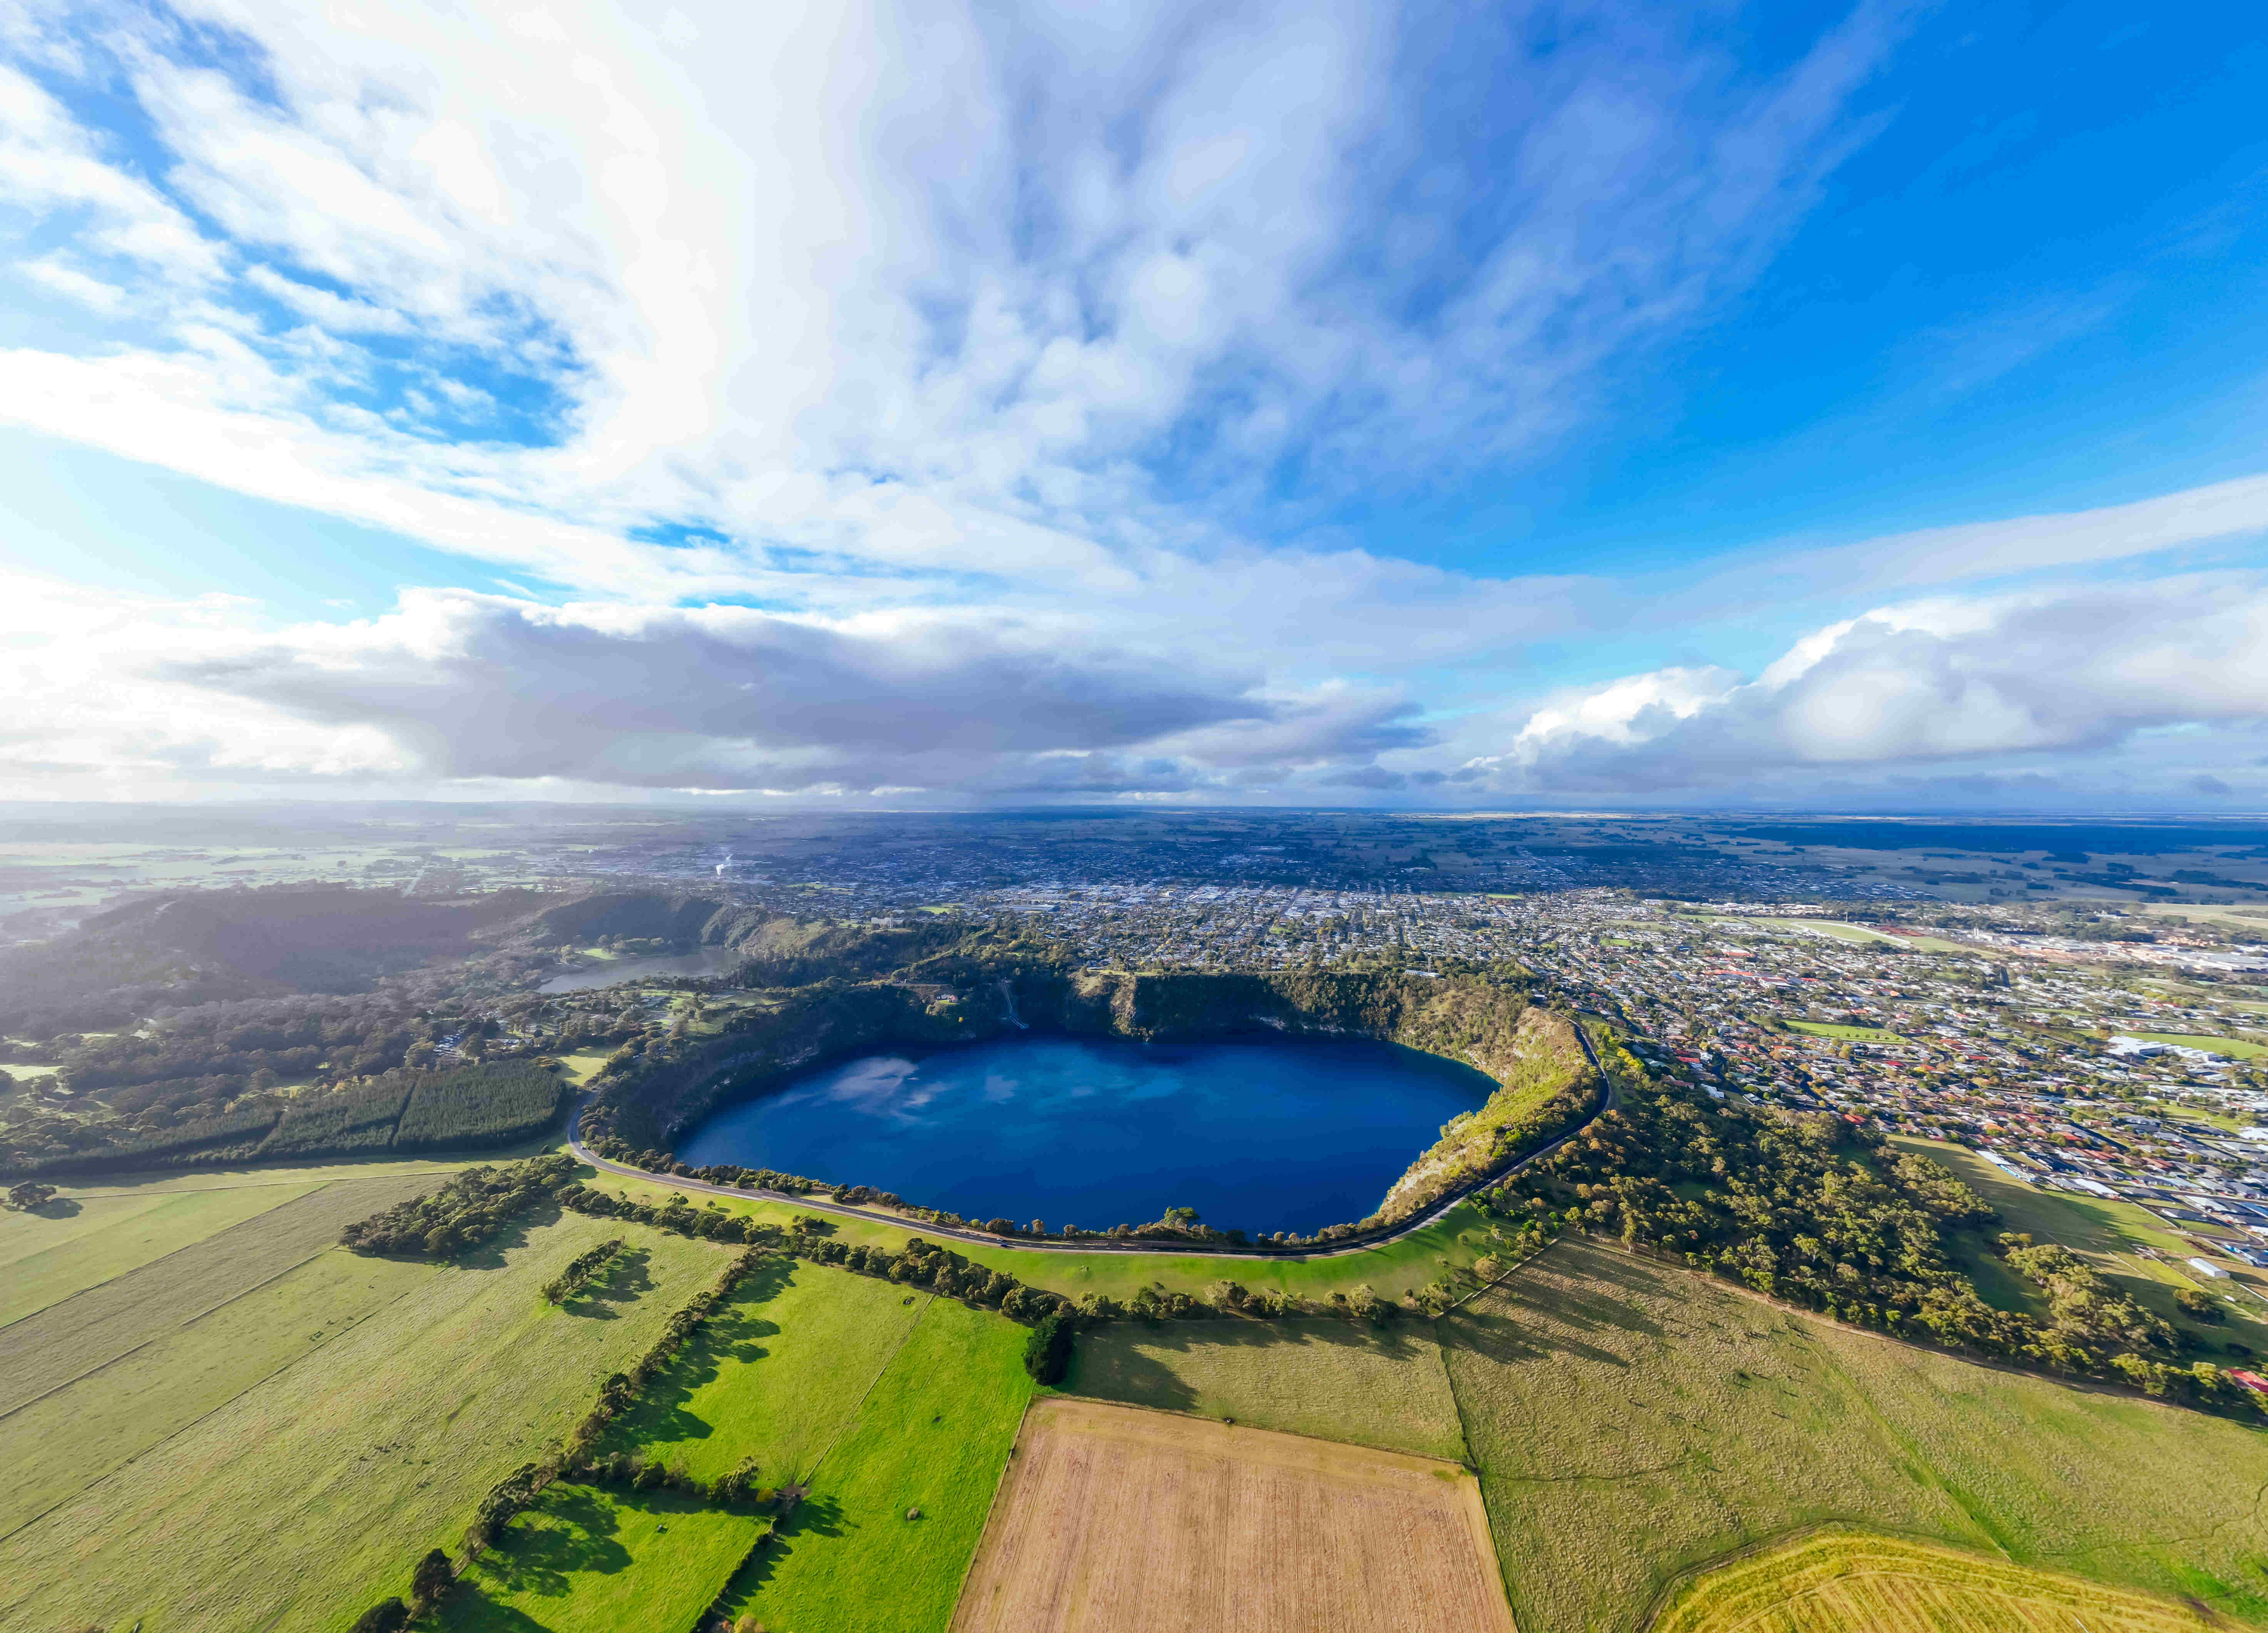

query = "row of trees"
[
  {"left": 1500, "top": 1039, "right": 2265, "bottom": 1419},
  {"left": 339, "top": 1154, "right": 577, "bottom": 1257},
  {"left": 553, "top": 1184, "right": 1079, "bottom": 1325},
  {"left": 542, "top": 1238, "right": 625, "bottom": 1304}
]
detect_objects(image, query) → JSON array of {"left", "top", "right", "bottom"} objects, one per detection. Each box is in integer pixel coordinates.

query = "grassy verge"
[
  {"left": 719, "top": 1297, "right": 1038, "bottom": 1633},
  {"left": 1067, "top": 1316, "right": 1467, "bottom": 1461},
  {"left": 587, "top": 1165, "right": 1505, "bottom": 1307},
  {"left": 440, "top": 1482, "right": 764, "bottom": 1633},
  {"left": 1441, "top": 1237, "right": 2268, "bottom": 1633},
  {"left": 0, "top": 1213, "right": 730, "bottom": 1633}
]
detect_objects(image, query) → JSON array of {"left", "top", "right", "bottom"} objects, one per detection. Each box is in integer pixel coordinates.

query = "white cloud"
[
  {"left": 0, "top": 575, "right": 1435, "bottom": 797},
  {"left": 1457, "top": 576, "right": 2268, "bottom": 799},
  {"left": 15, "top": 1, "right": 2259, "bottom": 811},
  {"left": 0, "top": 0, "right": 1910, "bottom": 600}
]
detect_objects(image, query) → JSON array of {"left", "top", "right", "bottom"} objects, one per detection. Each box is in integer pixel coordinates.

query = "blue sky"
[{"left": 0, "top": 0, "right": 2263, "bottom": 808}]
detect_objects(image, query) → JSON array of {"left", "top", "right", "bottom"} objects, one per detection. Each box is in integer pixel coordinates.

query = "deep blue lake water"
[{"left": 672, "top": 1033, "right": 1496, "bottom": 1235}]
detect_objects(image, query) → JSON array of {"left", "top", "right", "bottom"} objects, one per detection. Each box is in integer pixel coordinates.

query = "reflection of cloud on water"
[
  {"left": 1123, "top": 1068, "right": 1186, "bottom": 1103},
  {"left": 981, "top": 1072, "right": 1020, "bottom": 1103},
  {"left": 820, "top": 1057, "right": 947, "bottom": 1124}
]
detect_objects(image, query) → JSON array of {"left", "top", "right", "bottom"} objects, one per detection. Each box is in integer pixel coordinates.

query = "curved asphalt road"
[{"left": 565, "top": 1018, "right": 1619, "bottom": 1264}]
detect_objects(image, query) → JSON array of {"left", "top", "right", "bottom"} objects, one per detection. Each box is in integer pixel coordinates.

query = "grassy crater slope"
[
  {"left": 1654, "top": 1528, "right": 2224, "bottom": 1632},
  {"left": 1443, "top": 1238, "right": 2268, "bottom": 1633}
]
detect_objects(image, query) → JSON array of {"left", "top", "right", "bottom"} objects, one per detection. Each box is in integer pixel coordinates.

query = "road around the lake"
[{"left": 564, "top": 1017, "right": 1619, "bottom": 1263}]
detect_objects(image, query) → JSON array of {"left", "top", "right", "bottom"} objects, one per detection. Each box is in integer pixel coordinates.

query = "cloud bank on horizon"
[{"left": 0, "top": 0, "right": 2264, "bottom": 810}]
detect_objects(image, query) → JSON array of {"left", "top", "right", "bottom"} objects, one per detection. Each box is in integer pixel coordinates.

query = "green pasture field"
[
  {"left": 1785, "top": 1019, "right": 1909, "bottom": 1044},
  {"left": 1067, "top": 1317, "right": 1468, "bottom": 1461},
  {"left": 1441, "top": 1236, "right": 2268, "bottom": 1633},
  {"left": 1, "top": 1246, "right": 436, "bottom": 1538},
  {"left": 1762, "top": 917, "right": 1893, "bottom": 944},
  {"left": 719, "top": 1297, "right": 1038, "bottom": 1633},
  {"left": 0, "top": 1180, "right": 323, "bottom": 1327},
  {"left": 1894, "top": 1139, "right": 2268, "bottom": 1357},
  {"left": 593, "top": 1168, "right": 1504, "bottom": 1307},
  {"left": 1760, "top": 918, "right": 1974, "bottom": 954},
  {"left": 0, "top": 1174, "right": 435, "bottom": 1413},
  {"left": 1889, "top": 1138, "right": 2191, "bottom": 1258},
  {"left": 0, "top": 1213, "right": 730, "bottom": 1633},
  {"left": 601, "top": 1257, "right": 930, "bottom": 1486},
  {"left": 441, "top": 1482, "right": 763, "bottom": 1633},
  {"left": 2121, "top": 1030, "right": 2268, "bottom": 1060},
  {"left": 556, "top": 1049, "right": 614, "bottom": 1085}
]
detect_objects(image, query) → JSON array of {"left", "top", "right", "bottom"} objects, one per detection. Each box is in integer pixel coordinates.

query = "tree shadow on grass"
[
  {"left": 453, "top": 1203, "right": 563, "bottom": 1273},
  {"left": 597, "top": 1265, "right": 792, "bottom": 1448},
  {"left": 473, "top": 1482, "right": 636, "bottom": 1600},
  {"left": 1439, "top": 1249, "right": 1669, "bottom": 1369},
  {"left": 710, "top": 1494, "right": 847, "bottom": 1617},
  {"left": 1069, "top": 1315, "right": 1452, "bottom": 1414},
  {"left": 564, "top": 1246, "right": 656, "bottom": 1319},
  {"left": 27, "top": 1196, "right": 81, "bottom": 1218}
]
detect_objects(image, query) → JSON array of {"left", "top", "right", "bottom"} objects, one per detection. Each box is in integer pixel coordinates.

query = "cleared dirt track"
[{"left": 950, "top": 1397, "right": 1517, "bottom": 1633}]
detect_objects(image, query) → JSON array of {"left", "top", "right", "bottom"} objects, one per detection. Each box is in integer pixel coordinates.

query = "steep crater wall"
[{"left": 580, "top": 963, "right": 1597, "bottom": 1234}]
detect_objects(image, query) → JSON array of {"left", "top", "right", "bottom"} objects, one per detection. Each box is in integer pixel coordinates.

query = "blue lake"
[{"left": 672, "top": 1033, "right": 1497, "bottom": 1235}]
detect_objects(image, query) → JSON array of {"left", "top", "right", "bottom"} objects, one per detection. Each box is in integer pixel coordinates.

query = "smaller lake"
[
  {"left": 673, "top": 1034, "right": 1496, "bottom": 1235},
  {"left": 540, "top": 947, "right": 746, "bottom": 993}
]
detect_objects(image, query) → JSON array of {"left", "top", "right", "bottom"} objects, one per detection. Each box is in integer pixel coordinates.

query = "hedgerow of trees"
[
  {"left": 543, "top": 1238, "right": 625, "bottom": 1303},
  {"left": 340, "top": 1154, "right": 577, "bottom": 1257}
]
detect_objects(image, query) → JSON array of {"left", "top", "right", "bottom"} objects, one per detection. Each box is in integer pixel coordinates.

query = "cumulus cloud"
[
  {"left": 0, "top": 577, "right": 1429, "bottom": 797},
  {"left": 1458, "top": 577, "right": 2268, "bottom": 797}
]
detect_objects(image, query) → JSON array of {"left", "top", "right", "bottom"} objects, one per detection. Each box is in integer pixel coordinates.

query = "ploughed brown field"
[{"left": 950, "top": 1396, "right": 1516, "bottom": 1633}]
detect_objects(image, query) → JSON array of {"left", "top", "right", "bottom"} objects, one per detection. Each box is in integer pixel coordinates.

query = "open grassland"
[
  {"left": 722, "top": 1297, "right": 1037, "bottom": 1633},
  {"left": 952, "top": 1397, "right": 1513, "bottom": 1633},
  {"left": 1653, "top": 1528, "right": 2221, "bottom": 1633},
  {"left": 1067, "top": 1317, "right": 1467, "bottom": 1461},
  {"left": 1891, "top": 1138, "right": 2197, "bottom": 1260},
  {"left": 0, "top": 1179, "right": 322, "bottom": 1327},
  {"left": 0, "top": 1245, "right": 436, "bottom": 1538},
  {"left": 1784, "top": 1020, "right": 1908, "bottom": 1044},
  {"left": 28, "top": 1151, "right": 524, "bottom": 1194},
  {"left": 1441, "top": 1238, "right": 2268, "bottom": 1633},
  {"left": 591, "top": 1166, "right": 1503, "bottom": 1306},
  {"left": 440, "top": 1482, "right": 764, "bottom": 1633},
  {"left": 2121, "top": 1031, "right": 2268, "bottom": 1061},
  {"left": 0, "top": 1172, "right": 435, "bottom": 1412},
  {"left": 1768, "top": 918, "right": 1894, "bottom": 944},
  {"left": 1891, "top": 1137, "right": 2268, "bottom": 1358},
  {"left": 602, "top": 1256, "right": 930, "bottom": 1485},
  {"left": 0, "top": 1213, "right": 729, "bottom": 1633}
]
